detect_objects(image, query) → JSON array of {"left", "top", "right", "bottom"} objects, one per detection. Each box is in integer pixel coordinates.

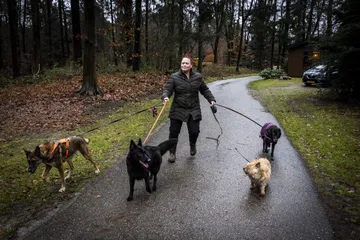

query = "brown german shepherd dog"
[{"left": 24, "top": 136, "right": 100, "bottom": 192}]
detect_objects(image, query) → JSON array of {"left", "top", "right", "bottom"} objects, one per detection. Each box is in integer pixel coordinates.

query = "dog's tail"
[{"left": 158, "top": 138, "right": 178, "bottom": 156}]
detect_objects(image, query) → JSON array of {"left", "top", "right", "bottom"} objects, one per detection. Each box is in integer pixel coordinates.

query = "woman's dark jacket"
[{"left": 161, "top": 70, "right": 216, "bottom": 122}]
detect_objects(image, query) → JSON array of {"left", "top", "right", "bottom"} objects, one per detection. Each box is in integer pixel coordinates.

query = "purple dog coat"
[{"left": 260, "top": 123, "right": 274, "bottom": 141}]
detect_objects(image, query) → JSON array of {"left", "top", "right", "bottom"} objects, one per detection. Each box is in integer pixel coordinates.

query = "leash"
[
  {"left": 143, "top": 101, "right": 168, "bottom": 144},
  {"left": 215, "top": 103, "right": 262, "bottom": 127},
  {"left": 206, "top": 105, "right": 223, "bottom": 148},
  {"left": 78, "top": 101, "right": 163, "bottom": 136},
  {"left": 235, "top": 147, "right": 251, "bottom": 163}
]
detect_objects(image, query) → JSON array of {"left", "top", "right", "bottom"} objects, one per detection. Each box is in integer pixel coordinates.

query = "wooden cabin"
[{"left": 287, "top": 42, "right": 319, "bottom": 77}]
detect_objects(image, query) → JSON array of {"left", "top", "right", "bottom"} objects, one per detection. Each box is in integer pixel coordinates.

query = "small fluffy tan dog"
[{"left": 243, "top": 158, "right": 271, "bottom": 196}]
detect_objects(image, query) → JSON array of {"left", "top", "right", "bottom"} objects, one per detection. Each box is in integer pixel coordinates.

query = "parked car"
[{"left": 302, "top": 64, "right": 338, "bottom": 87}]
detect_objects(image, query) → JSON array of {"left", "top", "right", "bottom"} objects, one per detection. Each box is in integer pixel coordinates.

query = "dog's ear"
[
  {"left": 137, "top": 138, "right": 142, "bottom": 146},
  {"left": 23, "top": 148, "right": 31, "bottom": 156},
  {"left": 256, "top": 162, "right": 261, "bottom": 169},
  {"left": 129, "top": 140, "right": 137, "bottom": 150},
  {"left": 34, "top": 146, "right": 41, "bottom": 156}
]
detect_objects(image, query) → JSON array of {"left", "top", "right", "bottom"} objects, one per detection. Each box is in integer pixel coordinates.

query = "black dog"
[
  {"left": 260, "top": 123, "right": 282, "bottom": 159},
  {"left": 126, "top": 138, "right": 178, "bottom": 201}
]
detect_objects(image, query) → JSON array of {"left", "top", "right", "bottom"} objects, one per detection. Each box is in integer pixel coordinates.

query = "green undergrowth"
[
  {"left": 0, "top": 98, "right": 170, "bottom": 235},
  {"left": 249, "top": 78, "right": 360, "bottom": 238}
]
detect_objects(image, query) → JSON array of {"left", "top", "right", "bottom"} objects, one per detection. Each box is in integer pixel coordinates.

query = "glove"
[{"left": 163, "top": 97, "right": 169, "bottom": 105}]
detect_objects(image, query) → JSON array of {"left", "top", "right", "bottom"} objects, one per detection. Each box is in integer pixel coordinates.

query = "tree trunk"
[
  {"left": 132, "top": 0, "right": 141, "bottom": 71},
  {"left": 62, "top": 3, "right": 70, "bottom": 57},
  {"left": 6, "top": 0, "right": 21, "bottom": 78},
  {"left": 306, "top": 0, "right": 316, "bottom": 40},
  {"left": 145, "top": 0, "right": 149, "bottom": 64},
  {"left": 213, "top": 0, "right": 225, "bottom": 64},
  {"left": 30, "top": 0, "right": 42, "bottom": 74},
  {"left": 197, "top": 0, "right": 204, "bottom": 73},
  {"left": 178, "top": 0, "right": 184, "bottom": 60},
  {"left": 124, "top": 0, "right": 133, "bottom": 68},
  {"left": 70, "top": 0, "right": 82, "bottom": 63},
  {"left": 21, "top": 0, "right": 27, "bottom": 56},
  {"left": 270, "top": 0, "right": 277, "bottom": 69},
  {"left": 281, "top": 0, "right": 290, "bottom": 69},
  {"left": 326, "top": 0, "right": 333, "bottom": 37},
  {"left": 0, "top": 4, "right": 3, "bottom": 70},
  {"left": 46, "top": 0, "right": 53, "bottom": 67},
  {"left": 58, "top": 0, "right": 65, "bottom": 64},
  {"left": 167, "top": 0, "right": 175, "bottom": 69},
  {"left": 110, "top": 0, "right": 118, "bottom": 66},
  {"left": 76, "top": 0, "right": 102, "bottom": 96}
]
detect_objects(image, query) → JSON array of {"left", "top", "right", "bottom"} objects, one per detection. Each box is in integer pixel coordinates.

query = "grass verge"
[{"left": 248, "top": 78, "right": 360, "bottom": 240}]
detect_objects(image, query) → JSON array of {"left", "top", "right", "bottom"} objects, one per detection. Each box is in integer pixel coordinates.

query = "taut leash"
[
  {"left": 144, "top": 101, "right": 168, "bottom": 144},
  {"left": 215, "top": 103, "right": 262, "bottom": 127},
  {"left": 78, "top": 101, "right": 163, "bottom": 136}
]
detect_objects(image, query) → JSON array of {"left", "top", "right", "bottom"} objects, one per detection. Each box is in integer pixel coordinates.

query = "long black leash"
[
  {"left": 78, "top": 101, "right": 163, "bottom": 136},
  {"left": 205, "top": 105, "right": 223, "bottom": 148},
  {"left": 207, "top": 103, "right": 262, "bottom": 161},
  {"left": 215, "top": 103, "right": 262, "bottom": 127}
]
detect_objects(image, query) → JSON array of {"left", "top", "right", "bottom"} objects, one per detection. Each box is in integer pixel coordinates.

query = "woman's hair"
[{"left": 182, "top": 53, "right": 193, "bottom": 62}]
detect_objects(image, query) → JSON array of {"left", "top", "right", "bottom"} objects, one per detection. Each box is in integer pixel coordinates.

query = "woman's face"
[{"left": 181, "top": 57, "right": 192, "bottom": 72}]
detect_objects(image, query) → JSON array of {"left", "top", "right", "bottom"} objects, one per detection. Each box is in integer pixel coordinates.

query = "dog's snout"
[{"left": 147, "top": 158, "right": 151, "bottom": 162}]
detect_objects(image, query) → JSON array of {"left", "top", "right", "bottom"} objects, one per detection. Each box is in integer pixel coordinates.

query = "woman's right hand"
[{"left": 163, "top": 97, "right": 169, "bottom": 104}]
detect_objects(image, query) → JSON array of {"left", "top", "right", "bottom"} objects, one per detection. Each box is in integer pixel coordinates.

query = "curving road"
[{"left": 18, "top": 76, "right": 334, "bottom": 240}]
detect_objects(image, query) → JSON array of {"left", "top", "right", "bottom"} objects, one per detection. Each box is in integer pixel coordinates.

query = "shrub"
[{"left": 259, "top": 68, "right": 284, "bottom": 79}]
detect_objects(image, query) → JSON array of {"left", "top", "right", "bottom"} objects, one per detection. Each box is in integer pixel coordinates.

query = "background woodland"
[{"left": 1, "top": 0, "right": 359, "bottom": 99}]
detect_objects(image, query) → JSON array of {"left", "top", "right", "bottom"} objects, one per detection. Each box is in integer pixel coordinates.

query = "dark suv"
[{"left": 302, "top": 65, "right": 337, "bottom": 87}]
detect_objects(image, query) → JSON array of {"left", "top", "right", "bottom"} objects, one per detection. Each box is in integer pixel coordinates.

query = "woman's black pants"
[{"left": 169, "top": 117, "right": 200, "bottom": 153}]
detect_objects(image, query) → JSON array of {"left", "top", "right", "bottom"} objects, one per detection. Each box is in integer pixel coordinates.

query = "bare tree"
[
  {"left": 76, "top": 0, "right": 102, "bottom": 96},
  {"left": 70, "top": 0, "right": 82, "bottom": 63},
  {"left": 110, "top": 0, "right": 118, "bottom": 66},
  {"left": 6, "top": 0, "right": 21, "bottom": 77},
  {"left": 132, "top": 0, "right": 141, "bottom": 71},
  {"left": 236, "top": 0, "right": 255, "bottom": 72},
  {"left": 46, "top": 0, "right": 53, "bottom": 67},
  {"left": 197, "top": 0, "right": 204, "bottom": 73},
  {"left": 213, "top": 0, "right": 226, "bottom": 64}
]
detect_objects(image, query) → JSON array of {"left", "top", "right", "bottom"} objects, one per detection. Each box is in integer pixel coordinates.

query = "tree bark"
[
  {"left": 76, "top": 0, "right": 102, "bottom": 96},
  {"left": 58, "top": 0, "right": 65, "bottom": 64},
  {"left": 178, "top": 0, "right": 185, "bottom": 61},
  {"left": 132, "top": 0, "right": 141, "bottom": 71},
  {"left": 46, "top": 0, "right": 53, "bottom": 67},
  {"left": 6, "top": 0, "right": 21, "bottom": 78},
  {"left": 145, "top": 0, "right": 149, "bottom": 64},
  {"left": 270, "top": 0, "right": 277, "bottom": 69},
  {"left": 124, "top": 0, "right": 133, "bottom": 68},
  {"left": 197, "top": 0, "right": 204, "bottom": 73},
  {"left": 70, "top": 0, "right": 82, "bottom": 63},
  {"left": 236, "top": 0, "right": 254, "bottom": 72},
  {"left": 110, "top": 0, "right": 118, "bottom": 66},
  {"left": 62, "top": 3, "right": 70, "bottom": 57}
]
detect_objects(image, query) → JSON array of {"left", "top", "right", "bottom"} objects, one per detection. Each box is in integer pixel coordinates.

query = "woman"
[{"left": 161, "top": 53, "right": 216, "bottom": 163}]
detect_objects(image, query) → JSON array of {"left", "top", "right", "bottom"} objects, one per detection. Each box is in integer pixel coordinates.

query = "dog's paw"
[
  {"left": 152, "top": 186, "right": 157, "bottom": 192},
  {"left": 95, "top": 169, "right": 100, "bottom": 174},
  {"left": 146, "top": 187, "right": 152, "bottom": 194},
  {"left": 127, "top": 196, "right": 133, "bottom": 201},
  {"left": 58, "top": 187, "right": 66, "bottom": 193}
]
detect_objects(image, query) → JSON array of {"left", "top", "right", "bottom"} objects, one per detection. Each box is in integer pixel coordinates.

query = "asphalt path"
[{"left": 18, "top": 76, "right": 334, "bottom": 240}]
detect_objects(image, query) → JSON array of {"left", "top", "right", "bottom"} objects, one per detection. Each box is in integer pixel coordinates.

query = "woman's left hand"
[{"left": 210, "top": 101, "right": 216, "bottom": 107}]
